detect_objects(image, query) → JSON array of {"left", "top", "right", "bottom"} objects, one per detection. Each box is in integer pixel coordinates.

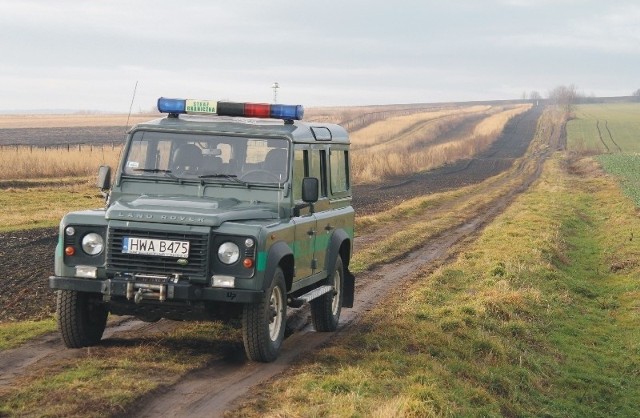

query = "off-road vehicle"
[{"left": 49, "top": 98, "right": 355, "bottom": 362}]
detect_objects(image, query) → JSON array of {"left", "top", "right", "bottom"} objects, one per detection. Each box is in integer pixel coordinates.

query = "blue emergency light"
[{"left": 157, "top": 97, "right": 304, "bottom": 121}]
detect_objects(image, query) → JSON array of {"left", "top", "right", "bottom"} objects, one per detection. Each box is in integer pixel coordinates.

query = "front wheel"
[
  {"left": 310, "top": 255, "right": 344, "bottom": 332},
  {"left": 57, "top": 290, "right": 108, "bottom": 348},
  {"left": 242, "top": 267, "right": 287, "bottom": 362}
]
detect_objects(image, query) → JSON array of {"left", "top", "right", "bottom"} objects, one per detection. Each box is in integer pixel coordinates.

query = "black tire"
[
  {"left": 57, "top": 290, "right": 108, "bottom": 348},
  {"left": 310, "top": 255, "right": 344, "bottom": 332},
  {"left": 242, "top": 267, "right": 287, "bottom": 362}
]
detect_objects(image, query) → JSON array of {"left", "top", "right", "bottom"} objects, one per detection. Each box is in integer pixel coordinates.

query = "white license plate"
[{"left": 122, "top": 236, "right": 190, "bottom": 258}]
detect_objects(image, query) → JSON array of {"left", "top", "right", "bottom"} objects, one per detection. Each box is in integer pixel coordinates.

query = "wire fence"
[{"left": 0, "top": 142, "right": 122, "bottom": 152}]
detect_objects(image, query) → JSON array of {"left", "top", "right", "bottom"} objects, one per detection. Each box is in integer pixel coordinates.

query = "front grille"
[{"left": 107, "top": 228, "right": 209, "bottom": 278}]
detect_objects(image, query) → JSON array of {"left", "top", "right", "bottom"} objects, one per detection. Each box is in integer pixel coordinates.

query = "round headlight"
[
  {"left": 81, "top": 233, "right": 104, "bottom": 256},
  {"left": 218, "top": 242, "right": 240, "bottom": 264}
]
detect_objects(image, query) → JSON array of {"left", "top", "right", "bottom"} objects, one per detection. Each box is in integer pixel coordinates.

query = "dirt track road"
[
  {"left": 0, "top": 105, "right": 559, "bottom": 416},
  {"left": 134, "top": 105, "right": 556, "bottom": 417},
  {"left": 134, "top": 193, "right": 521, "bottom": 417}
]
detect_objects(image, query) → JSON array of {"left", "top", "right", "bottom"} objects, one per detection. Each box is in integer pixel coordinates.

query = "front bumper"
[{"left": 49, "top": 276, "right": 263, "bottom": 304}]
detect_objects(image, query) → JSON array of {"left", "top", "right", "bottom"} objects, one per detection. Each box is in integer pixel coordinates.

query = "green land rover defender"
[{"left": 49, "top": 98, "right": 355, "bottom": 362}]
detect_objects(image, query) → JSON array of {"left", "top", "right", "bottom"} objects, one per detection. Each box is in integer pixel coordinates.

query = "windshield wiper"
[
  {"left": 133, "top": 168, "right": 177, "bottom": 179},
  {"left": 198, "top": 173, "right": 236, "bottom": 178},
  {"left": 198, "top": 173, "right": 247, "bottom": 185}
]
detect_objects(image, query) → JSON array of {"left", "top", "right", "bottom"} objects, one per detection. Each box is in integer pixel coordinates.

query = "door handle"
[{"left": 307, "top": 229, "right": 316, "bottom": 236}]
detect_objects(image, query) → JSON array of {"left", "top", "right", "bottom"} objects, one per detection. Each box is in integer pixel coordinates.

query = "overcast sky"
[{"left": 0, "top": 0, "right": 638, "bottom": 112}]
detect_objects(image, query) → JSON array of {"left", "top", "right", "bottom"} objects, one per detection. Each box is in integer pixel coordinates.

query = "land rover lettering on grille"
[{"left": 50, "top": 96, "right": 355, "bottom": 363}]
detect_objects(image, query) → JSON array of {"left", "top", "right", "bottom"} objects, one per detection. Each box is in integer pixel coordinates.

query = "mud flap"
[{"left": 342, "top": 268, "right": 355, "bottom": 308}]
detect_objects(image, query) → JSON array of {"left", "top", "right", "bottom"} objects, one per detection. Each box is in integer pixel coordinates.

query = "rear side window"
[
  {"left": 330, "top": 149, "right": 349, "bottom": 194},
  {"left": 311, "top": 149, "right": 328, "bottom": 198}
]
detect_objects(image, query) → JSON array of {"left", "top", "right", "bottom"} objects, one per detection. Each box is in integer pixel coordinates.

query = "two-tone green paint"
[{"left": 50, "top": 111, "right": 355, "bottom": 319}]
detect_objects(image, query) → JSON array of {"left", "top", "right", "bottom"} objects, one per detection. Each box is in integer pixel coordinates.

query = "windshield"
[{"left": 123, "top": 131, "right": 290, "bottom": 184}]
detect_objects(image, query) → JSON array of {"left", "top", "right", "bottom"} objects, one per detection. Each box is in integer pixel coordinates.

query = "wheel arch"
[
  {"left": 325, "top": 229, "right": 352, "bottom": 272},
  {"left": 265, "top": 241, "right": 295, "bottom": 292},
  {"left": 326, "top": 229, "right": 355, "bottom": 308}
]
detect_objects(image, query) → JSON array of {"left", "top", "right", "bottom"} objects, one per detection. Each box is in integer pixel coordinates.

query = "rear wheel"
[
  {"left": 311, "top": 255, "right": 344, "bottom": 332},
  {"left": 57, "top": 290, "right": 108, "bottom": 348},
  {"left": 242, "top": 267, "right": 287, "bottom": 362}
]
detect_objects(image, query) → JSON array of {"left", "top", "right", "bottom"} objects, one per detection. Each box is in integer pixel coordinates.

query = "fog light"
[
  {"left": 212, "top": 275, "right": 235, "bottom": 288},
  {"left": 75, "top": 265, "right": 97, "bottom": 278}
]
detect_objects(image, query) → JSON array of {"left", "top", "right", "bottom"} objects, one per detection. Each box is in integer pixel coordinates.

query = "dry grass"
[
  {"left": 0, "top": 146, "right": 121, "bottom": 180},
  {"left": 473, "top": 106, "right": 528, "bottom": 136},
  {"left": 0, "top": 181, "right": 103, "bottom": 231},
  {"left": 351, "top": 105, "right": 531, "bottom": 183},
  {"left": 0, "top": 105, "right": 528, "bottom": 184},
  {"left": 350, "top": 105, "right": 490, "bottom": 150},
  {"left": 305, "top": 104, "right": 467, "bottom": 132}
]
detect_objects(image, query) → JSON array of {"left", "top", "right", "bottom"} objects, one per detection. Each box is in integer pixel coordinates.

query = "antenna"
[
  {"left": 125, "top": 80, "right": 139, "bottom": 134},
  {"left": 271, "top": 82, "right": 279, "bottom": 104},
  {"left": 115, "top": 81, "right": 139, "bottom": 173}
]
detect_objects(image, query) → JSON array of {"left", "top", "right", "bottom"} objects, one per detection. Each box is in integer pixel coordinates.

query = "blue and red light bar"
[{"left": 157, "top": 97, "right": 304, "bottom": 121}]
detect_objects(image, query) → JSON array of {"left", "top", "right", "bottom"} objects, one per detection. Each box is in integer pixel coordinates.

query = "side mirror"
[
  {"left": 301, "top": 177, "right": 319, "bottom": 203},
  {"left": 97, "top": 165, "right": 112, "bottom": 190}
]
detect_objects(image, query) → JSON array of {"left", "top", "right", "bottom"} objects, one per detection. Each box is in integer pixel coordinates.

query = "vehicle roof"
[{"left": 130, "top": 115, "right": 350, "bottom": 144}]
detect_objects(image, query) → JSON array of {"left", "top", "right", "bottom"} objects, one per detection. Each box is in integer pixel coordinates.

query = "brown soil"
[
  {"left": 0, "top": 126, "right": 127, "bottom": 147},
  {"left": 0, "top": 228, "right": 57, "bottom": 322}
]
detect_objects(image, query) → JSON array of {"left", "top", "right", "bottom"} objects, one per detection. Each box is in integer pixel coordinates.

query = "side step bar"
[{"left": 288, "top": 285, "right": 333, "bottom": 308}]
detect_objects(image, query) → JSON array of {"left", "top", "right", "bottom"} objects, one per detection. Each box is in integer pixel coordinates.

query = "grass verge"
[
  {"left": 350, "top": 172, "right": 519, "bottom": 274},
  {"left": 0, "top": 319, "right": 57, "bottom": 350},
  {"left": 229, "top": 153, "right": 640, "bottom": 417},
  {"left": 0, "top": 180, "right": 103, "bottom": 232}
]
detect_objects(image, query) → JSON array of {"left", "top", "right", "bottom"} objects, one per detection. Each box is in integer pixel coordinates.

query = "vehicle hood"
[{"left": 105, "top": 195, "right": 279, "bottom": 227}]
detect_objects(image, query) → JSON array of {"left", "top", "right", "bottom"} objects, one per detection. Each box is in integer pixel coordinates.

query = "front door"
[{"left": 292, "top": 214, "right": 316, "bottom": 280}]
